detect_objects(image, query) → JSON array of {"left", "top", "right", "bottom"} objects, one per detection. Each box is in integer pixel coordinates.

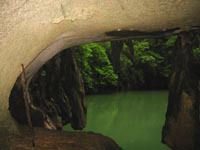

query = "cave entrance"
[
  {"left": 64, "top": 37, "right": 174, "bottom": 150},
  {"left": 9, "top": 30, "right": 200, "bottom": 150}
]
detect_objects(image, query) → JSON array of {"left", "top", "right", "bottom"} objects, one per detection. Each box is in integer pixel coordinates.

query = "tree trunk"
[
  {"left": 110, "top": 41, "right": 124, "bottom": 75},
  {"left": 162, "top": 31, "right": 200, "bottom": 150},
  {"left": 124, "top": 39, "right": 134, "bottom": 62}
]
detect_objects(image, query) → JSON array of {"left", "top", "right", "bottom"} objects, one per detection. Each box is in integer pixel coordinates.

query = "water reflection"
[{"left": 66, "top": 91, "right": 169, "bottom": 150}]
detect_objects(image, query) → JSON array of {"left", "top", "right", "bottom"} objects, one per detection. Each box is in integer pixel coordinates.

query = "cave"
[
  {"left": 7, "top": 29, "right": 200, "bottom": 149},
  {"left": 1, "top": 1, "right": 200, "bottom": 149}
]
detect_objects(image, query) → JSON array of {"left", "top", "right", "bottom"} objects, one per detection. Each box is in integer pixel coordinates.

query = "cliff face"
[{"left": 0, "top": 0, "right": 200, "bottom": 149}]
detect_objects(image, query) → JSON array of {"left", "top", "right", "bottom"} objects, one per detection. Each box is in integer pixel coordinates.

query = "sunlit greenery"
[
  {"left": 76, "top": 43, "right": 118, "bottom": 93},
  {"left": 74, "top": 35, "right": 199, "bottom": 94}
]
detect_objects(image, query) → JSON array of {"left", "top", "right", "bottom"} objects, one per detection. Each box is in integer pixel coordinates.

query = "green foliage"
[
  {"left": 134, "top": 39, "right": 150, "bottom": 52},
  {"left": 119, "top": 39, "right": 170, "bottom": 89},
  {"left": 119, "top": 54, "right": 145, "bottom": 89},
  {"left": 75, "top": 35, "right": 185, "bottom": 92},
  {"left": 76, "top": 43, "right": 118, "bottom": 93},
  {"left": 75, "top": 45, "right": 93, "bottom": 89},
  {"left": 164, "top": 35, "right": 177, "bottom": 48},
  {"left": 139, "top": 51, "right": 164, "bottom": 67},
  {"left": 100, "top": 42, "right": 111, "bottom": 50},
  {"left": 193, "top": 47, "right": 200, "bottom": 59},
  {"left": 133, "top": 39, "right": 164, "bottom": 67}
]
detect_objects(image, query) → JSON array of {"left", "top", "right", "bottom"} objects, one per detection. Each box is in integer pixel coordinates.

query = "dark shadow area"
[{"left": 9, "top": 49, "right": 86, "bottom": 130}]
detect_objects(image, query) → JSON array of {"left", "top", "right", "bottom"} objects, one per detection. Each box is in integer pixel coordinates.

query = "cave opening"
[{"left": 8, "top": 30, "right": 200, "bottom": 150}]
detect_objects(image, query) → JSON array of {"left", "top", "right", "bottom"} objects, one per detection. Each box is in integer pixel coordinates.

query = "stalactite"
[{"left": 9, "top": 48, "right": 86, "bottom": 130}]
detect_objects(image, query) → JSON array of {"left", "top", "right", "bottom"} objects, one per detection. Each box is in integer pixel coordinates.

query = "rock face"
[
  {"left": 0, "top": 127, "right": 121, "bottom": 150},
  {"left": 9, "top": 49, "right": 86, "bottom": 130},
  {"left": 162, "top": 31, "right": 200, "bottom": 150}
]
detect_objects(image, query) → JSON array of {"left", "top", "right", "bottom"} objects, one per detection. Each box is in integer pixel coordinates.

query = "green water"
[{"left": 67, "top": 91, "right": 169, "bottom": 150}]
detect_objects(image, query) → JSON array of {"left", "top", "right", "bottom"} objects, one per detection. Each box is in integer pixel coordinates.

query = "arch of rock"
[{"left": 0, "top": 0, "right": 200, "bottom": 149}]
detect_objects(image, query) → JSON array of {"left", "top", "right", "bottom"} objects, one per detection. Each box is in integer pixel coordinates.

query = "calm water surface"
[{"left": 68, "top": 91, "right": 169, "bottom": 150}]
